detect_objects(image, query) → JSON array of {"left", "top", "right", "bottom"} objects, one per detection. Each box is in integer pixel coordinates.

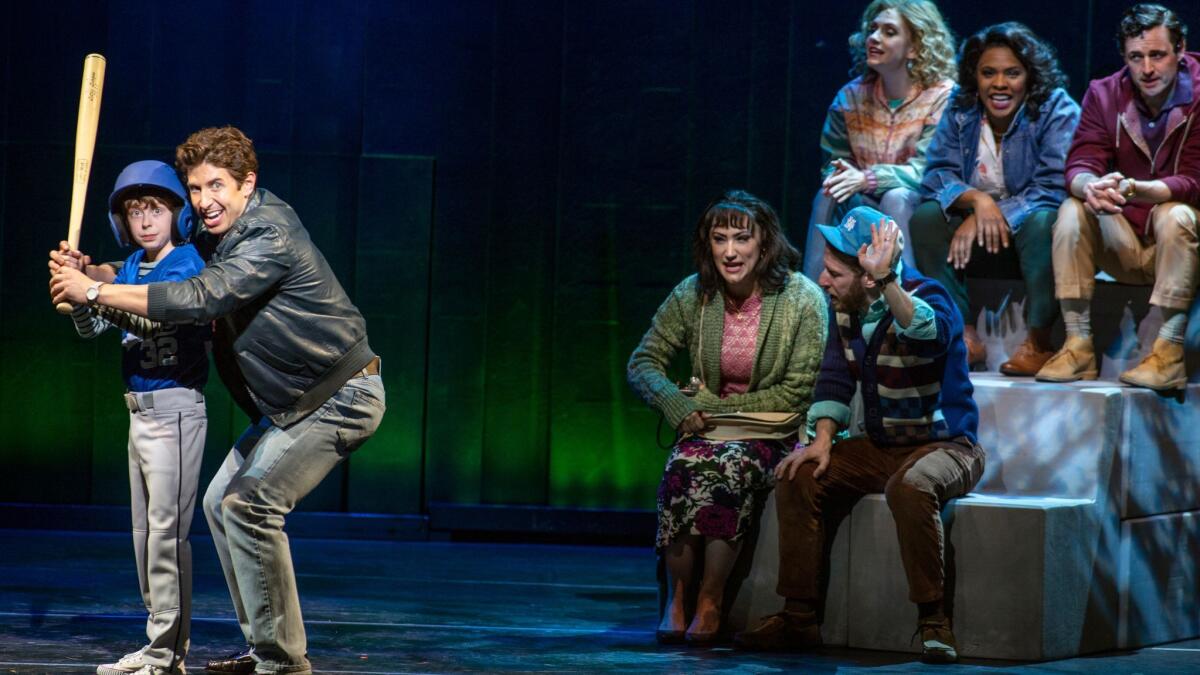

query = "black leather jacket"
[{"left": 147, "top": 189, "right": 376, "bottom": 427}]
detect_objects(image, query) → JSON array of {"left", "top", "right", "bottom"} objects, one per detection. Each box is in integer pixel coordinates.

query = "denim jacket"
[{"left": 920, "top": 87, "right": 1080, "bottom": 232}]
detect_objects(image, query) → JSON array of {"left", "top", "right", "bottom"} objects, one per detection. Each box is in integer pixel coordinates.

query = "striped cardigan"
[{"left": 813, "top": 267, "right": 977, "bottom": 446}]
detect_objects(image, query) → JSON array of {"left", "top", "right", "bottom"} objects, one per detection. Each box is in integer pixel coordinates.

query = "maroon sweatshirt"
[{"left": 1065, "top": 53, "right": 1200, "bottom": 236}]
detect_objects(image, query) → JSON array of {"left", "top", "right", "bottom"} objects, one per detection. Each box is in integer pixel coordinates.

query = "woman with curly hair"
[
  {"left": 801, "top": 0, "right": 957, "bottom": 280},
  {"left": 628, "top": 190, "right": 826, "bottom": 646},
  {"left": 910, "top": 22, "right": 1080, "bottom": 374}
]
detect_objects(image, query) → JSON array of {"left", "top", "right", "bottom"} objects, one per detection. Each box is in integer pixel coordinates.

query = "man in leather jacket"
[{"left": 52, "top": 126, "right": 386, "bottom": 675}]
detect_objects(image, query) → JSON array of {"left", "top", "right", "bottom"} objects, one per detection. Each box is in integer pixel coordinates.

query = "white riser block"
[
  {"left": 1120, "top": 392, "right": 1200, "bottom": 518},
  {"left": 972, "top": 376, "right": 1122, "bottom": 501},
  {"left": 1119, "top": 510, "right": 1200, "bottom": 647},
  {"left": 973, "top": 375, "right": 1200, "bottom": 519},
  {"left": 845, "top": 494, "right": 1109, "bottom": 660}
]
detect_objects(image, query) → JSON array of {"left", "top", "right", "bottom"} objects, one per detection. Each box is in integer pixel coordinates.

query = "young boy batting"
[{"left": 56, "top": 160, "right": 210, "bottom": 675}]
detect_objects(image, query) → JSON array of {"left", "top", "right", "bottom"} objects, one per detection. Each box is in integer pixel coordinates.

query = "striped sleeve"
[
  {"left": 94, "top": 305, "right": 170, "bottom": 340},
  {"left": 70, "top": 305, "right": 112, "bottom": 339}
]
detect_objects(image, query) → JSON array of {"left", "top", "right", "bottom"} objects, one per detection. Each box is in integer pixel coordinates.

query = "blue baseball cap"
[{"left": 814, "top": 205, "right": 904, "bottom": 268}]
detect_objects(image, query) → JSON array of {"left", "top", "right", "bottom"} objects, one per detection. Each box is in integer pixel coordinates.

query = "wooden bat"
[{"left": 56, "top": 53, "right": 106, "bottom": 314}]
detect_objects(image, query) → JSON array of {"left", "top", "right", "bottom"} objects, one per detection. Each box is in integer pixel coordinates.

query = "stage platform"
[
  {"left": 0, "top": 528, "right": 1197, "bottom": 673},
  {"left": 728, "top": 373, "right": 1200, "bottom": 661}
]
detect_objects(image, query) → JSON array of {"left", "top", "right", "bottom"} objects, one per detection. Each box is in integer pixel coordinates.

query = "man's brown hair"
[
  {"left": 824, "top": 243, "right": 864, "bottom": 276},
  {"left": 1118, "top": 4, "right": 1187, "bottom": 54},
  {"left": 175, "top": 125, "right": 259, "bottom": 184}
]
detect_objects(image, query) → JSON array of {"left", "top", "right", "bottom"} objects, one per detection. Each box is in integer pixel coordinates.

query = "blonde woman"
[{"left": 802, "top": 0, "right": 957, "bottom": 280}]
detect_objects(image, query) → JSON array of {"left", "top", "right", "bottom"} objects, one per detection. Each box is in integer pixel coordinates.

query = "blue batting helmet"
[{"left": 108, "top": 160, "right": 194, "bottom": 247}]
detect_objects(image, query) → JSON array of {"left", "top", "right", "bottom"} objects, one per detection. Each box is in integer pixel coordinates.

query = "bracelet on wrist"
[{"left": 873, "top": 270, "right": 898, "bottom": 287}]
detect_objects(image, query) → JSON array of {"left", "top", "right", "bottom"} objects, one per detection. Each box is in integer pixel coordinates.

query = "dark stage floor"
[{"left": 0, "top": 529, "right": 1195, "bottom": 673}]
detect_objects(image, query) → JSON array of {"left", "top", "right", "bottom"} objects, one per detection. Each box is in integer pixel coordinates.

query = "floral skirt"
[{"left": 656, "top": 437, "right": 790, "bottom": 550}]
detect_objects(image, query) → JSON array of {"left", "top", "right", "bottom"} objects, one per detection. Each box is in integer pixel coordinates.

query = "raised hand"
[{"left": 857, "top": 217, "right": 899, "bottom": 279}]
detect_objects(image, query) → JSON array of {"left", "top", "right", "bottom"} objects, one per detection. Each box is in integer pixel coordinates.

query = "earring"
[{"left": 906, "top": 58, "right": 914, "bottom": 73}]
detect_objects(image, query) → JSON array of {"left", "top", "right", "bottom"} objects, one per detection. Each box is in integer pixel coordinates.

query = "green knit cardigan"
[{"left": 627, "top": 272, "right": 828, "bottom": 430}]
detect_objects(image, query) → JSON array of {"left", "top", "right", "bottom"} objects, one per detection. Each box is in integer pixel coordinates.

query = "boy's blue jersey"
[{"left": 115, "top": 245, "right": 211, "bottom": 392}]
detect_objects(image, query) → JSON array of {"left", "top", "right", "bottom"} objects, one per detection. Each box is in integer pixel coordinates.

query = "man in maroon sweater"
[{"left": 1037, "top": 3, "right": 1199, "bottom": 390}]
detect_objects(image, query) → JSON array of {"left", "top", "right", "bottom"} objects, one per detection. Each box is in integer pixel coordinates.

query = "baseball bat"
[{"left": 56, "top": 53, "right": 106, "bottom": 314}]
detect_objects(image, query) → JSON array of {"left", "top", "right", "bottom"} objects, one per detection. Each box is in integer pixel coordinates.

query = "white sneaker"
[
  {"left": 130, "top": 664, "right": 187, "bottom": 675},
  {"left": 97, "top": 647, "right": 148, "bottom": 675}
]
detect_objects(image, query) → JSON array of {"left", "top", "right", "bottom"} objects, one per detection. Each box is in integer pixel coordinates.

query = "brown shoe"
[
  {"left": 733, "top": 611, "right": 822, "bottom": 651},
  {"left": 204, "top": 649, "right": 255, "bottom": 674},
  {"left": 1000, "top": 327, "right": 1055, "bottom": 376},
  {"left": 1035, "top": 336, "right": 1097, "bottom": 382},
  {"left": 1120, "top": 338, "right": 1186, "bottom": 391},
  {"left": 963, "top": 326, "right": 987, "bottom": 369},
  {"left": 917, "top": 617, "right": 959, "bottom": 664}
]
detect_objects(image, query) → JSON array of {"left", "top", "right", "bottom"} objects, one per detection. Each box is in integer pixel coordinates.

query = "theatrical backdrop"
[{"left": 1, "top": 0, "right": 1195, "bottom": 518}]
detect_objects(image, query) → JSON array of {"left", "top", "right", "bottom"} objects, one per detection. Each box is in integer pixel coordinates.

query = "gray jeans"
[
  {"left": 802, "top": 187, "right": 922, "bottom": 281},
  {"left": 203, "top": 373, "right": 386, "bottom": 674},
  {"left": 126, "top": 386, "right": 207, "bottom": 671}
]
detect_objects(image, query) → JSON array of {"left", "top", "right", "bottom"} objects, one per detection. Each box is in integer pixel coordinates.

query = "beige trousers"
[{"left": 1052, "top": 197, "right": 1199, "bottom": 310}]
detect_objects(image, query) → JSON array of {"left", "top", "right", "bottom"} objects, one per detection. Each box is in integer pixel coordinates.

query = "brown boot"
[
  {"left": 1000, "top": 327, "right": 1055, "bottom": 376},
  {"left": 918, "top": 616, "right": 959, "bottom": 664},
  {"left": 963, "top": 325, "right": 987, "bottom": 369},
  {"left": 733, "top": 610, "right": 822, "bottom": 651},
  {"left": 1119, "top": 338, "right": 1187, "bottom": 391},
  {"left": 1035, "top": 336, "right": 1098, "bottom": 382}
]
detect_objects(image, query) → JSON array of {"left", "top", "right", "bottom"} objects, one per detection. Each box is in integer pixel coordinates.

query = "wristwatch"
[
  {"left": 873, "top": 270, "right": 898, "bottom": 287},
  {"left": 1121, "top": 179, "right": 1137, "bottom": 199},
  {"left": 85, "top": 281, "right": 106, "bottom": 307}
]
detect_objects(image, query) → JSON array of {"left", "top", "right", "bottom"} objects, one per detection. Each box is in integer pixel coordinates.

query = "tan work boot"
[
  {"left": 963, "top": 325, "right": 987, "bottom": 369},
  {"left": 917, "top": 616, "right": 959, "bottom": 664},
  {"left": 1035, "top": 336, "right": 1098, "bottom": 382},
  {"left": 1119, "top": 338, "right": 1187, "bottom": 391},
  {"left": 1000, "top": 327, "right": 1055, "bottom": 376}
]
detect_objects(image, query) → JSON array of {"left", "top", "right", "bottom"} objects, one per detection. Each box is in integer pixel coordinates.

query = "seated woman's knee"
[
  {"left": 879, "top": 187, "right": 920, "bottom": 214},
  {"left": 909, "top": 200, "right": 949, "bottom": 238}
]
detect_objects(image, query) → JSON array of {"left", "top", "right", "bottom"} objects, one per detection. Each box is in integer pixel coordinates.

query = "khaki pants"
[
  {"left": 1052, "top": 197, "right": 1199, "bottom": 310},
  {"left": 774, "top": 436, "right": 984, "bottom": 605}
]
